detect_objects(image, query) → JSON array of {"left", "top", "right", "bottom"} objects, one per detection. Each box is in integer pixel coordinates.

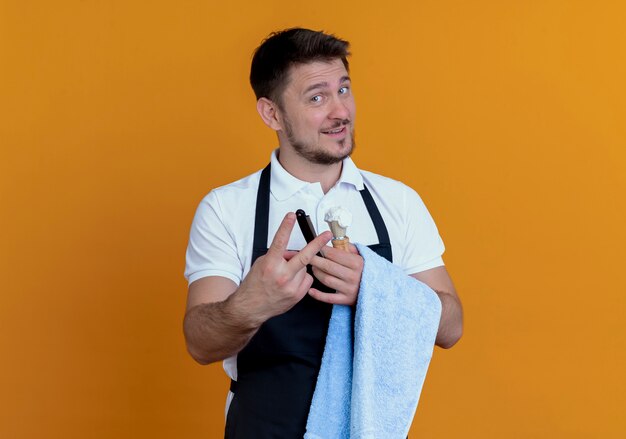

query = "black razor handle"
[{"left": 295, "top": 209, "right": 317, "bottom": 244}]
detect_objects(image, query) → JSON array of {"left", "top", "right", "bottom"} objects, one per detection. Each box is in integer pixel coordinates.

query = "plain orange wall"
[{"left": 1, "top": 1, "right": 625, "bottom": 437}]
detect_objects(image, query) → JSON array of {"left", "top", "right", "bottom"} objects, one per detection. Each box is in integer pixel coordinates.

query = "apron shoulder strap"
[
  {"left": 359, "top": 184, "right": 391, "bottom": 247},
  {"left": 252, "top": 163, "right": 272, "bottom": 258}
]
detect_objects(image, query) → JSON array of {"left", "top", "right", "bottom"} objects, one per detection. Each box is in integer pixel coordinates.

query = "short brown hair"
[{"left": 250, "top": 28, "right": 351, "bottom": 103}]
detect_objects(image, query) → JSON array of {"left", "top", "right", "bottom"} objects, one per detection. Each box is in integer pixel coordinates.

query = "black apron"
[{"left": 225, "top": 164, "right": 393, "bottom": 439}]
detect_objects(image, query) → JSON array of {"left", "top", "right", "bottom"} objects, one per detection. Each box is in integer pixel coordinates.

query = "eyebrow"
[{"left": 303, "top": 76, "right": 351, "bottom": 95}]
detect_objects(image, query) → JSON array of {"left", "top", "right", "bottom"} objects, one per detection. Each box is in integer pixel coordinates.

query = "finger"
[
  {"left": 283, "top": 250, "right": 298, "bottom": 261},
  {"left": 312, "top": 266, "right": 351, "bottom": 293},
  {"left": 267, "top": 213, "right": 296, "bottom": 258},
  {"left": 347, "top": 243, "right": 359, "bottom": 255},
  {"left": 321, "top": 245, "right": 364, "bottom": 270},
  {"left": 310, "top": 255, "right": 351, "bottom": 280},
  {"left": 283, "top": 265, "right": 310, "bottom": 296},
  {"left": 308, "top": 288, "right": 354, "bottom": 306},
  {"left": 297, "top": 271, "right": 314, "bottom": 296},
  {"left": 288, "top": 231, "right": 332, "bottom": 271}
]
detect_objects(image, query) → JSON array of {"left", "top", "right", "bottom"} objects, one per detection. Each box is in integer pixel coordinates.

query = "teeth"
[{"left": 324, "top": 128, "right": 343, "bottom": 134}]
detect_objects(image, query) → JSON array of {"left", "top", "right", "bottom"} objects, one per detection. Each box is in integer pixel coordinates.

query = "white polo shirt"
[{"left": 185, "top": 150, "right": 445, "bottom": 383}]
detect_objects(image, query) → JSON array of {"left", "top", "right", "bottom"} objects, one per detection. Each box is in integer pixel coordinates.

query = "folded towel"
[{"left": 305, "top": 244, "right": 442, "bottom": 439}]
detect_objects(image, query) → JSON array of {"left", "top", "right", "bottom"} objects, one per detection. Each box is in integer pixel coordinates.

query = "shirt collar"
[
  {"left": 269, "top": 149, "right": 364, "bottom": 201},
  {"left": 336, "top": 153, "right": 365, "bottom": 191}
]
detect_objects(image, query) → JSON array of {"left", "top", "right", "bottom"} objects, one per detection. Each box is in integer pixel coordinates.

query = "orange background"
[{"left": 1, "top": 1, "right": 625, "bottom": 437}]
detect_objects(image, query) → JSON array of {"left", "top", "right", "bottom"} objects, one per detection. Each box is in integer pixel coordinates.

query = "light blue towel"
[{"left": 305, "top": 244, "right": 442, "bottom": 439}]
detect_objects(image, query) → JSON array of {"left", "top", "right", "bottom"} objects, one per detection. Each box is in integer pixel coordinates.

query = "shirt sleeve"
[
  {"left": 400, "top": 185, "right": 446, "bottom": 275},
  {"left": 184, "top": 190, "right": 243, "bottom": 285}
]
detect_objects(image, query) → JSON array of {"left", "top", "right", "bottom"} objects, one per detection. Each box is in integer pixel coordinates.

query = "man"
[{"left": 183, "top": 28, "right": 463, "bottom": 438}]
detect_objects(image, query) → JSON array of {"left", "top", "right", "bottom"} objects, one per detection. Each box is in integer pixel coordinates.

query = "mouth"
[{"left": 321, "top": 126, "right": 347, "bottom": 137}]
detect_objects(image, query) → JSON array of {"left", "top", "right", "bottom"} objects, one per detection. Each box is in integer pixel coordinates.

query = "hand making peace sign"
[{"left": 238, "top": 212, "right": 332, "bottom": 324}]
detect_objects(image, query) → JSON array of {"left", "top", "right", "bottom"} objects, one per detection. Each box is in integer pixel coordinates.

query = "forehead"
[{"left": 284, "top": 59, "right": 349, "bottom": 94}]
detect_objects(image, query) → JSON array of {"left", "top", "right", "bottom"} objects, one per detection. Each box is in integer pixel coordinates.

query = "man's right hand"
[
  {"left": 237, "top": 212, "right": 332, "bottom": 324},
  {"left": 183, "top": 212, "right": 331, "bottom": 365}
]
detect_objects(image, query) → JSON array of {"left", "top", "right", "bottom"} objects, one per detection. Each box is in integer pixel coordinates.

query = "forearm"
[
  {"left": 183, "top": 289, "right": 262, "bottom": 365},
  {"left": 183, "top": 215, "right": 330, "bottom": 365},
  {"left": 434, "top": 290, "right": 463, "bottom": 349}
]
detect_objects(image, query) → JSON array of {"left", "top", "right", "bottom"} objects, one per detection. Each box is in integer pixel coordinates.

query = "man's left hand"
[{"left": 308, "top": 244, "right": 363, "bottom": 306}]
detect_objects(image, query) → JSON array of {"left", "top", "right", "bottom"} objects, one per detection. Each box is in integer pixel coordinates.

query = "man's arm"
[
  {"left": 183, "top": 276, "right": 258, "bottom": 365},
  {"left": 411, "top": 266, "right": 463, "bottom": 348},
  {"left": 183, "top": 213, "right": 333, "bottom": 365}
]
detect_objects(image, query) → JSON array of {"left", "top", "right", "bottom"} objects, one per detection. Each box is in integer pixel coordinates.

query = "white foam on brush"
[{"left": 324, "top": 206, "right": 352, "bottom": 228}]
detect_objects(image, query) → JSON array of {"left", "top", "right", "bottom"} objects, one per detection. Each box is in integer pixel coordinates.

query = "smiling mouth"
[{"left": 321, "top": 126, "right": 346, "bottom": 135}]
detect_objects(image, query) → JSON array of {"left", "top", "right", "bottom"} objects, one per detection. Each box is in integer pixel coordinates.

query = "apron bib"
[{"left": 225, "top": 164, "right": 392, "bottom": 438}]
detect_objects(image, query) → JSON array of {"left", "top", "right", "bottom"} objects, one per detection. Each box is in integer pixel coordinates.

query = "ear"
[{"left": 256, "top": 98, "right": 283, "bottom": 131}]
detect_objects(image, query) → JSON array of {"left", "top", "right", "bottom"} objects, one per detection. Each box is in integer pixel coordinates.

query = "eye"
[
  {"left": 311, "top": 95, "right": 322, "bottom": 103},
  {"left": 339, "top": 86, "right": 350, "bottom": 95}
]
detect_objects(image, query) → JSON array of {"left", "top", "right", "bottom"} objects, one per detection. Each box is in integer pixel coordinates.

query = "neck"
[{"left": 277, "top": 147, "right": 343, "bottom": 194}]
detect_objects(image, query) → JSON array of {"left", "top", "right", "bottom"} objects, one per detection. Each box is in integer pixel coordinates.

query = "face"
[{"left": 276, "top": 59, "right": 356, "bottom": 165}]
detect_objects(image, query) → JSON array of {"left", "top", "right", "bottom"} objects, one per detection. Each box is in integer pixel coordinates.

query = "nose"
[{"left": 329, "top": 96, "right": 350, "bottom": 121}]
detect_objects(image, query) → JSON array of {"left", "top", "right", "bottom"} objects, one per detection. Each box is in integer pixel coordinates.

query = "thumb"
[{"left": 348, "top": 243, "right": 359, "bottom": 255}]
